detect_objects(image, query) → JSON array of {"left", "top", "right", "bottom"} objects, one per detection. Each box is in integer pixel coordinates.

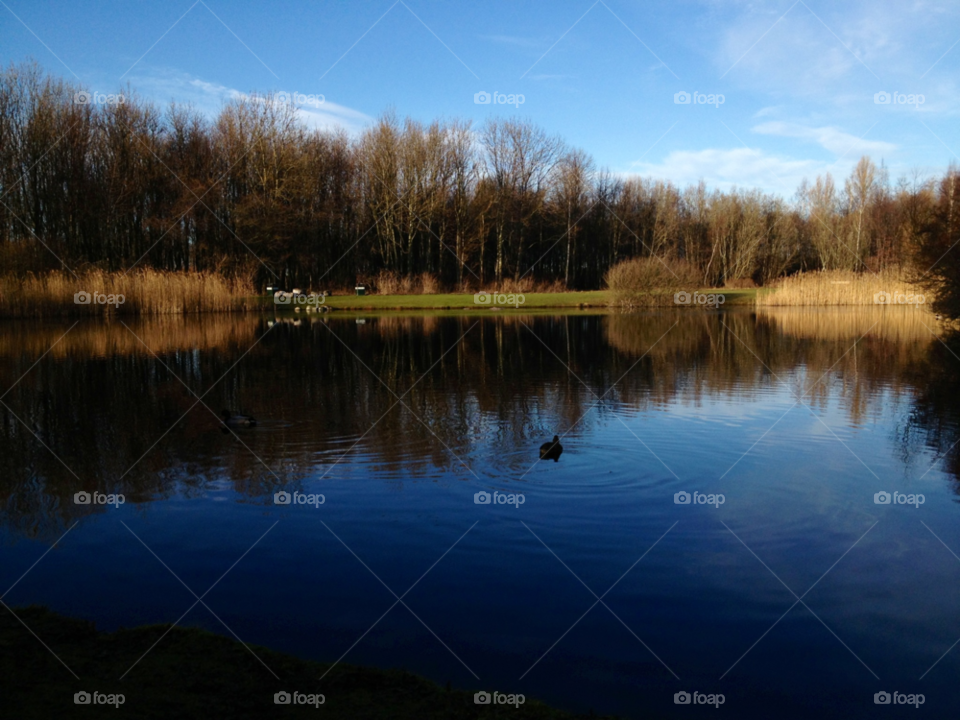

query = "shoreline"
[
  {"left": 268, "top": 289, "right": 761, "bottom": 312},
  {"left": 0, "top": 270, "right": 935, "bottom": 317},
  {"left": 2, "top": 605, "right": 629, "bottom": 719}
]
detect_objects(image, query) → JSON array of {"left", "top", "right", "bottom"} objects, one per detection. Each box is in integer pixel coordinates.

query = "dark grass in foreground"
[{"left": 2, "top": 606, "right": 631, "bottom": 719}]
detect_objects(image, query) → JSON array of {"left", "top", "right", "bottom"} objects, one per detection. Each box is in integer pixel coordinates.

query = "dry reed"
[
  {"left": 373, "top": 271, "right": 442, "bottom": 295},
  {"left": 756, "top": 270, "right": 930, "bottom": 307},
  {"left": 371, "top": 272, "right": 567, "bottom": 295},
  {"left": 0, "top": 269, "right": 254, "bottom": 318}
]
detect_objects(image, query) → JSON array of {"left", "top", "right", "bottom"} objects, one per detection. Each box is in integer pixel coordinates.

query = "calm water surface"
[{"left": 2, "top": 308, "right": 959, "bottom": 718}]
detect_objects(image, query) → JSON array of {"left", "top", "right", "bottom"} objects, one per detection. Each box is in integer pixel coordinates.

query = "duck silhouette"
[
  {"left": 539, "top": 435, "right": 563, "bottom": 461},
  {"left": 221, "top": 410, "right": 257, "bottom": 428}
]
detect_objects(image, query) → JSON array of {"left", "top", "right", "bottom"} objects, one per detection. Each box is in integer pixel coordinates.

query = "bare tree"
[{"left": 844, "top": 156, "right": 877, "bottom": 270}]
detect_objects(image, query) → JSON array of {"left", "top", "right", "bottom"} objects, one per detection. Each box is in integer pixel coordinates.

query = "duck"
[
  {"left": 539, "top": 435, "right": 563, "bottom": 461},
  {"left": 221, "top": 410, "right": 257, "bottom": 428}
]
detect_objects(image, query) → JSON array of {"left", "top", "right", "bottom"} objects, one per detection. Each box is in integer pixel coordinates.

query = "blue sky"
[{"left": 2, "top": 0, "right": 959, "bottom": 197}]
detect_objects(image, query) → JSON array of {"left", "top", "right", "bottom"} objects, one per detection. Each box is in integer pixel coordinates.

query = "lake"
[{"left": 1, "top": 307, "right": 958, "bottom": 718}]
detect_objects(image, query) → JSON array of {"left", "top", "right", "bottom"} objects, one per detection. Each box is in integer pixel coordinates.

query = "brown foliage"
[{"left": 605, "top": 257, "right": 701, "bottom": 306}]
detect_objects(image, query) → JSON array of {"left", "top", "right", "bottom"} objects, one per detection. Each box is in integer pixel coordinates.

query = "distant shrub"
[{"left": 605, "top": 257, "right": 700, "bottom": 306}]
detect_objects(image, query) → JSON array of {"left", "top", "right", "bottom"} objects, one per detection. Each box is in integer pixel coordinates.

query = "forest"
[{"left": 1, "top": 62, "right": 959, "bottom": 309}]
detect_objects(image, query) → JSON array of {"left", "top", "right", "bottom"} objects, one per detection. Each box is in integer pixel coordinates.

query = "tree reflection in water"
[{"left": 0, "top": 307, "right": 949, "bottom": 540}]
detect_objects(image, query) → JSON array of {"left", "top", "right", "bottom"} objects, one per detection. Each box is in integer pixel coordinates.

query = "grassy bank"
[
  {"left": 310, "top": 290, "right": 609, "bottom": 310},
  {"left": 272, "top": 289, "right": 760, "bottom": 311},
  {"left": 2, "top": 606, "right": 628, "bottom": 719}
]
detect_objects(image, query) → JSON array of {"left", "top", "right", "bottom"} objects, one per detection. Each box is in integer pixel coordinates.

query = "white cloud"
[
  {"left": 716, "top": 0, "right": 960, "bottom": 94},
  {"left": 130, "top": 69, "right": 372, "bottom": 134},
  {"left": 294, "top": 100, "right": 372, "bottom": 133},
  {"left": 187, "top": 78, "right": 244, "bottom": 101},
  {"left": 753, "top": 105, "right": 783, "bottom": 118},
  {"left": 751, "top": 121, "right": 896, "bottom": 156},
  {"left": 629, "top": 147, "right": 829, "bottom": 197},
  {"left": 717, "top": 9, "right": 858, "bottom": 91}
]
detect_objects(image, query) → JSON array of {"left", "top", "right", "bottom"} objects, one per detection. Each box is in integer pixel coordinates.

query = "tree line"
[{"left": 1, "top": 62, "right": 958, "bottom": 298}]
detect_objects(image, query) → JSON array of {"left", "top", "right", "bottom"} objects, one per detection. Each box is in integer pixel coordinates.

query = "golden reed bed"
[
  {"left": 756, "top": 269, "right": 931, "bottom": 307},
  {"left": 0, "top": 269, "right": 253, "bottom": 317}
]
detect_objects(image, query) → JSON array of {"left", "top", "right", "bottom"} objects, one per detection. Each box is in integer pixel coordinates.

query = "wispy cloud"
[
  {"left": 294, "top": 100, "right": 372, "bottom": 133},
  {"left": 130, "top": 69, "right": 372, "bottom": 133},
  {"left": 188, "top": 78, "right": 244, "bottom": 101},
  {"left": 752, "top": 121, "right": 896, "bottom": 155},
  {"left": 753, "top": 105, "right": 784, "bottom": 119},
  {"left": 717, "top": 0, "right": 960, "bottom": 91}
]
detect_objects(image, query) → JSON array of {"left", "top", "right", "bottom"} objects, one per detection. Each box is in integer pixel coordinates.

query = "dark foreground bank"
[{"left": 2, "top": 606, "right": 630, "bottom": 719}]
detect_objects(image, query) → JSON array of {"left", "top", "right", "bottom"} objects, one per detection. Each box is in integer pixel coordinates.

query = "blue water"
[{"left": 1, "top": 309, "right": 958, "bottom": 717}]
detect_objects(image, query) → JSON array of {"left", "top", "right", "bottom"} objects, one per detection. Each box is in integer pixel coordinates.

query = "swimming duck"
[
  {"left": 539, "top": 435, "right": 563, "bottom": 461},
  {"left": 221, "top": 410, "right": 257, "bottom": 428}
]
